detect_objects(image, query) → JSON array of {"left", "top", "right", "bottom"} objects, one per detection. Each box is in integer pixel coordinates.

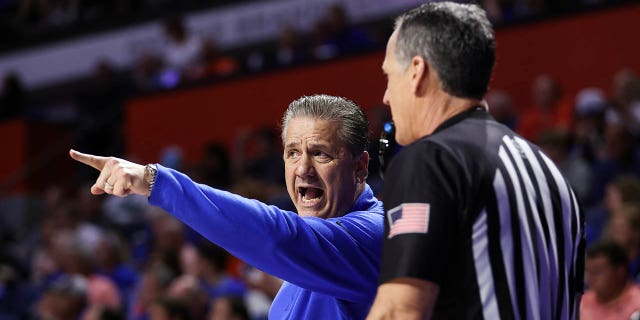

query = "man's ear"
[
  {"left": 410, "top": 56, "right": 428, "bottom": 94},
  {"left": 356, "top": 151, "right": 370, "bottom": 183}
]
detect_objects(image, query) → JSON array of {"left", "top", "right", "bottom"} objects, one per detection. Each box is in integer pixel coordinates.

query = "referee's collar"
[{"left": 431, "top": 106, "right": 488, "bottom": 135}]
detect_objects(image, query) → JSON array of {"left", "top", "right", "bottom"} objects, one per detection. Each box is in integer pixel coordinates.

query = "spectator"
[
  {"left": 517, "top": 74, "right": 573, "bottom": 141},
  {"left": 202, "top": 40, "right": 239, "bottom": 78},
  {"left": 486, "top": 89, "right": 518, "bottom": 130},
  {"left": 238, "top": 264, "right": 281, "bottom": 320},
  {"left": 232, "top": 126, "right": 285, "bottom": 187},
  {"left": 310, "top": 4, "right": 373, "bottom": 60},
  {"left": 161, "top": 16, "right": 206, "bottom": 84},
  {"left": 586, "top": 175, "right": 640, "bottom": 247},
  {"left": 271, "top": 26, "right": 307, "bottom": 68},
  {"left": 166, "top": 274, "right": 209, "bottom": 320},
  {"left": 590, "top": 119, "right": 640, "bottom": 203},
  {"left": 572, "top": 87, "right": 607, "bottom": 165},
  {"left": 132, "top": 53, "right": 164, "bottom": 92},
  {"left": 581, "top": 241, "right": 640, "bottom": 319},
  {"left": 604, "top": 203, "right": 640, "bottom": 280},
  {"left": 35, "top": 274, "right": 88, "bottom": 320},
  {"left": 129, "top": 264, "right": 174, "bottom": 320},
  {"left": 193, "top": 241, "right": 245, "bottom": 300},
  {"left": 94, "top": 232, "right": 139, "bottom": 311},
  {"left": 198, "top": 142, "right": 232, "bottom": 190},
  {"left": 611, "top": 69, "right": 640, "bottom": 138}
]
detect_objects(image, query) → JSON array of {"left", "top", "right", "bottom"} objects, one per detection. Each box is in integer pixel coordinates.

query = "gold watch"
[{"left": 144, "top": 164, "right": 158, "bottom": 196}]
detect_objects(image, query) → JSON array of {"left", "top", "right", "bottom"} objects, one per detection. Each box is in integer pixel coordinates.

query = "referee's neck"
[{"left": 415, "top": 94, "right": 482, "bottom": 137}]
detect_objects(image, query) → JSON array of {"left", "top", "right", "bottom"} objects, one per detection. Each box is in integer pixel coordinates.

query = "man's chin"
[{"left": 297, "top": 207, "right": 326, "bottom": 218}]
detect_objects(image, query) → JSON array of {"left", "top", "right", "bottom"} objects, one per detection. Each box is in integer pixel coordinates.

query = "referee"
[{"left": 368, "top": 2, "right": 584, "bottom": 320}]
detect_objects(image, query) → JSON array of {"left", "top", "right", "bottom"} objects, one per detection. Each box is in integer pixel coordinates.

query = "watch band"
[{"left": 145, "top": 164, "right": 158, "bottom": 196}]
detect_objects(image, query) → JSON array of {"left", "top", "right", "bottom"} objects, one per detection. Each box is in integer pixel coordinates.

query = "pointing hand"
[{"left": 69, "top": 149, "right": 150, "bottom": 197}]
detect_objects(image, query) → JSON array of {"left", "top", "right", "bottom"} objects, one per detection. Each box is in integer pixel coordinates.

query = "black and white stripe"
[{"left": 472, "top": 135, "right": 583, "bottom": 320}]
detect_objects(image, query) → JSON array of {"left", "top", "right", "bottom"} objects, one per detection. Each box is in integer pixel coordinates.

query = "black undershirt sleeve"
[{"left": 378, "top": 140, "right": 465, "bottom": 285}]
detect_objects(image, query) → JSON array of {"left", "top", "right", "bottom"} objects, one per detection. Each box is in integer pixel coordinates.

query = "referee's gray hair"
[
  {"left": 394, "top": 2, "right": 495, "bottom": 100},
  {"left": 281, "top": 94, "right": 369, "bottom": 156}
]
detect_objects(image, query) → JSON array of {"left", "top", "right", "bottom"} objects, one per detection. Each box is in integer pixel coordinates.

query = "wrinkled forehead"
[{"left": 284, "top": 117, "right": 343, "bottom": 146}]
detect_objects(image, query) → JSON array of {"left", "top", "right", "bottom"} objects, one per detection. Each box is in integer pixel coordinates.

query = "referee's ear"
[{"left": 409, "top": 55, "right": 427, "bottom": 95}]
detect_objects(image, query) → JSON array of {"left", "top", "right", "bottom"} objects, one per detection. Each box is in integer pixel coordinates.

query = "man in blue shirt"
[{"left": 70, "top": 94, "right": 384, "bottom": 319}]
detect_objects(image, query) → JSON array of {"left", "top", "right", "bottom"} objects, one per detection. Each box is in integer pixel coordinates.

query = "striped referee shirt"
[{"left": 379, "top": 107, "right": 585, "bottom": 319}]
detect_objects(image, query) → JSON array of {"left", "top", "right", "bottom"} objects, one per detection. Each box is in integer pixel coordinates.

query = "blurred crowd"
[
  {"left": 1, "top": 0, "right": 640, "bottom": 319},
  {"left": 0, "top": 0, "right": 627, "bottom": 49}
]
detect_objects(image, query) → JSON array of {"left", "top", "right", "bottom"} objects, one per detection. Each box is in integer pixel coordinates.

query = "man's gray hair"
[
  {"left": 394, "top": 2, "right": 495, "bottom": 100},
  {"left": 281, "top": 94, "right": 369, "bottom": 156}
]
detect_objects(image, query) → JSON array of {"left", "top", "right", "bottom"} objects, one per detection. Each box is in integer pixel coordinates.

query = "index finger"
[{"left": 69, "top": 149, "right": 108, "bottom": 171}]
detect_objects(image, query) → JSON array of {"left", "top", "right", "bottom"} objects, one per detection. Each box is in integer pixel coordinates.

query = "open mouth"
[{"left": 298, "top": 186, "right": 324, "bottom": 205}]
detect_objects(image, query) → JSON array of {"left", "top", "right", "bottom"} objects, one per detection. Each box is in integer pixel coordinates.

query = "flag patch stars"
[{"left": 387, "top": 203, "right": 430, "bottom": 238}]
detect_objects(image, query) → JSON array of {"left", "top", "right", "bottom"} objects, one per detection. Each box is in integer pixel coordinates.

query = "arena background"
[{"left": 0, "top": 0, "right": 639, "bottom": 319}]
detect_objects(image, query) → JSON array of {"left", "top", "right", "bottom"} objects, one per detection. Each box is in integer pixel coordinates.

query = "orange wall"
[
  {"left": 0, "top": 120, "right": 74, "bottom": 194},
  {"left": 126, "top": 3, "right": 640, "bottom": 164},
  {"left": 491, "top": 3, "right": 640, "bottom": 109}
]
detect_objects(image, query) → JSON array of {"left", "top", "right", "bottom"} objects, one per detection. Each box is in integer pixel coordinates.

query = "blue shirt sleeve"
[{"left": 148, "top": 165, "right": 383, "bottom": 302}]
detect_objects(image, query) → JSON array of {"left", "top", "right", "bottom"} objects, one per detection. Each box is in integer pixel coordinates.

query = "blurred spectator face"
[
  {"left": 87, "top": 276, "right": 122, "bottom": 310},
  {"left": 486, "top": 90, "right": 514, "bottom": 122},
  {"left": 179, "top": 244, "right": 199, "bottom": 276},
  {"left": 95, "top": 236, "right": 116, "bottom": 270},
  {"left": 533, "top": 74, "right": 561, "bottom": 109},
  {"left": 605, "top": 183, "right": 623, "bottom": 212},
  {"left": 209, "top": 298, "right": 232, "bottom": 320},
  {"left": 138, "top": 272, "right": 165, "bottom": 310},
  {"left": 585, "top": 254, "right": 627, "bottom": 301},
  {"left": 608, "top": 214, "right": 633, "bottom": 248},
  {"left": 149, "top": 302, "right": 171, "bottom": 320},
  {"left": 153, "top": 215, "right": 184, "bottom": 253},
  {"left": 612, "top": 69, "right": 640, "bottom": 108},
  {"left": 608, "top": 204, "right": 640, "bottom": 252},
  {"left": 604, "top": 123, "right": 633, "bottom": 159},
  {"left": 574, "top": 88, "right": 606, "bottom": 141}
]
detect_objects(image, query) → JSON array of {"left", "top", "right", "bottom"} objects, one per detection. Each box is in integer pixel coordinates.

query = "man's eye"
[
  {"left": 287, "top": 150, "right": 300, "bottom": 158},
  {"left": 314, "top": 151, "right": 331, "bottom": 159}
]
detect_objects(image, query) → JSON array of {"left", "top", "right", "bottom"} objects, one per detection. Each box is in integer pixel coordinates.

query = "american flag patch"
[{"left": 387, "top": 203, "right": 430, "bottom": 239}]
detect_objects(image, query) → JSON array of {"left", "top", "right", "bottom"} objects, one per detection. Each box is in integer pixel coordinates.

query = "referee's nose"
[{"left": 383, "top": 88, "right": 390, "bottom": 106}]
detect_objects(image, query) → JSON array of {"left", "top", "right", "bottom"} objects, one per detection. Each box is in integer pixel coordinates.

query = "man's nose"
[
  {"left": 382, "top": 88, "right": 390, "bottom": 106},
  {"left": 295, "top": 155, "right": 315, "bottom": 177}
]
